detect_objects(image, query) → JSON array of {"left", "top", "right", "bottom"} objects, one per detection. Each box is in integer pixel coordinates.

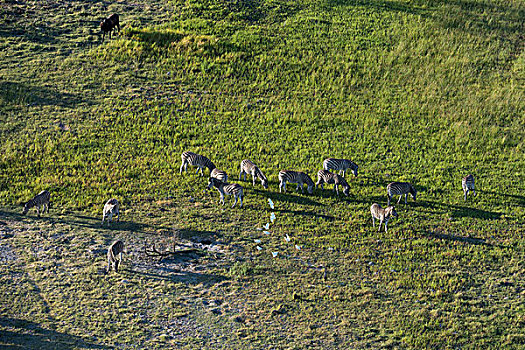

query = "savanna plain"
[{"left": 1, "top": 0, "right": 524, "bottom": 348}]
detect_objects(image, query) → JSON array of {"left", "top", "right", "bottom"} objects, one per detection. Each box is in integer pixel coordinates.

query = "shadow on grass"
[
  {"left": 130, "top": 269, "right": 228, "bottom": 287},
  {"left": 416, "top": 200, "right": 501, "bottom": 220},
  {"left": 423, "top": 231, "right": 490, "bottom": 246},
  {"left": 477, "top": 189, "right": 525, "bottom": 206},
  {"left": 257, "top": 189, "right": 323, "bottom": 207},
  {"left": 0, "top": 81, "right": 87, "bottom": 108},
  {"left": 277, "top": 208, "right": 335, "bottom": 221},
  {"left": 0, "top": 317, "right": 109, "bottom": 349},
  {"left": 0, "top": 210, "right": 154, "bottom": 234}
]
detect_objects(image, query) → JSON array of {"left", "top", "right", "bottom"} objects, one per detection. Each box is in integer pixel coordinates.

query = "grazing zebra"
[
  {"left": 462, "top": 174, "right": 476, "bottom": 200},
  {"left": 211, "top": 168, "right": 228, "bottom": 183},
  {"left": 239, "top": 159, "right": 268, "bottom": 189},
  {"left": 387, "top": 182, "right": 417, "bottom": 206},
  {"left": 323, "top": 158, "right": 358, "bottom": 177},
  {"left": 207, "top": 177, "right": 244, "bottom": 208},
  {"left": 278, "top": 170, "right": 314, "bottom": 194},
  {"left": 370, "top": 203, "right": 398, "bottom": 233},
  {"left": 316, "top": 170, "right": 350, "bottom": 196},
  {"left": 102, "top": 198, "right": 120, "bottom": 225},
  {"left": 22, "top": 190, "right": 50, "bottom": 216},
  {"left": 180, "top": 151, "right": 216, "bottom": 176},
  {"left": 107, "top": 240, "right": 124, "bottom": 273}
]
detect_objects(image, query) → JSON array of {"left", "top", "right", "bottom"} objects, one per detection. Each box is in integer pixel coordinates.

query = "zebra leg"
[
  {"left": 464, "top": 190, "right": 468, "bottom": 201},
  {"left": 405, "top": 194, "right": 408, "bottom": 204},
  {"left": 220, "top": 194, "right": 225, "bottom": 205},
  {"left": 378, "top": 219, "right": 382, "bottom": 232},
  {"left": 239, "top": 170, "right": 243, "bottom": 181},
  {"left": 343, "top": 169, "right": 346, "bottom": 177},
  {"left": 115, "top": 209, "right": 120, "bottom": 222},
  {"left": 384, "top": 220, "right": 388, "bottom": 233},
  {"left": 397, "top": 195, "right": 402, "bottom": 204},
  {"left": 473, "top": 189, "right": 476, "bottom": 197},
  {"left": 239, "top": 194, "right": 243, "bottom": 208},
  {"left": 180, "top": 161, "right": 186, "bottom": 174},
  {"left": 372, "top": 217, "right": 375, "bottom": 228},
  {"left": 252, "top": 171, "right": 256, "bottom": 186},
  {"left": 36, "top": 205, "right": 41, "bottom": 217},
  {"left": 232, "top": 195, "right": 238, "bottom": 208},
  {"left": 334, "top": 185, "right": 339, "bottom": 195},
  {"left": 387, "top": 195, "right": 391, "bottom": 207}
]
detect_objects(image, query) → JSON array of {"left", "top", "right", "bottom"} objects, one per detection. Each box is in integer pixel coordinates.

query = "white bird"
[
  {"left": 264, "top": 223, "right": 270, "bottom": 230},
  {"left": 256, "top": 246, "right": 263, "bottom": 251},
  {"left": 295, "top": 245, "right": 301, "bottom": 250},
  {"left": 263, "top": 231, "right": 271, "bottom": 235},
  {"left": 284, "top": 234, "right": 291, "bottom": 242},
  {"left": 254, "top": 239, "right": 261, "bottom": 243},
  {"left": 272, "top": 252, "right": 278, "bottom": 257},
  {"left": 270, "top": 213, "right": 276, "bottom": 223},
  {"left": 268, "top": 198, "right": 274, "bottom": 209}
]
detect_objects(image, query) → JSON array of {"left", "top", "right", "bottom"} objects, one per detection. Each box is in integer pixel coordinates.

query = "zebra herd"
[{"left": 19, "top": 151, "right": 477, "bottom": 273}]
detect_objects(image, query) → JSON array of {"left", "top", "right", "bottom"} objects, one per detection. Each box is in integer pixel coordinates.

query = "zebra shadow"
[
  {"left": 423, "top": 231, "right": 490, "bottom": 246},
  {"left": 416, "top": 200, "right": 501, "bottom": 220},
  {"left": 0, "top": 317, "right": 109, "bottom": 349},
  {"left": 276, "top": 208, "right": 335, "bottom": 221},
  {"left": 253, "top": 189, "right": 323, "bottom": 207},
  {"left": 477, "top": 189, "right": 525, "bottom": 206}
]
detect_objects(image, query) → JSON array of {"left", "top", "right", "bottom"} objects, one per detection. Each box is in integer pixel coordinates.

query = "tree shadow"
[
  {"left": 0, "top": 81, "right": 87, "bottom": 108},
  {"left": 0, "top": 317, "right": 109, "bottom": 349}
]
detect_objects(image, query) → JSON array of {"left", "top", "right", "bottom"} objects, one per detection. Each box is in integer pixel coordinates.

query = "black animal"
[{"left": 100, "top": 14, "right": 120, "bottom": 41}]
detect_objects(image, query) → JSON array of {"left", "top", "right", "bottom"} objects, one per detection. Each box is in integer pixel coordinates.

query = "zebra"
[
  {"left": 239, "top": 159, "right": 268, "bottom": 189},
  {"left": 22, "top": 190, "right": 50, "bottom": 216},
  {"left": 207, "top": 177, "right": 244, "bottom": 208},
  {"left": 322, "top": 158, "right": 358, "bottom": 177},
  {"left": 278, "top": 170, "right": 314, "bottom": 194},
  {"left": 370, "top": 203, "right": 398, "bottom": 233},
  {"left": 102, "top": 198, "right": 120, "bottom": 225},
  {"left": 107, "top": 240, "right": 124, "bottom": 273},
  {"left": 211, "top": 168, "right": 228, "bottom": 183},
  {"left": 180, "top": 151, "right": 216, "bottom": 176},
  {"left": 315, "top": 170, "right": 350, "bottom": 196},
  {"left": 386, "top": 182, "right": 417, "bottom": 206},
  {"left": 462, "top": 174, "right": 476, "bottom": 200}
]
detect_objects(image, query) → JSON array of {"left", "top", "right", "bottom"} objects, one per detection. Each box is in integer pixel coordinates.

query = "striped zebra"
[
  {"left": 462, "top": 174, "right": 476, "bottom": 200},
  {"left": 387, "top": 182, "right": 417, "bottom": 206},
  {"left": 180, "top": 151, "right": 216, "bottom": 176},
  {"left": 102, "top": 198, "right": 120, "bottom": 225},
  {"left": 22, "top": 190, "right": 50, "bottom": 216},
  {"left": 316, "top": 170, "right": 350, "bottom": 196},
  {"left": 107, "top": 240, "right": 124, "bottom": 273},
  {"left": 239, "top": 159, "right": 268, "bottom": 189},
  {"left": 323, "top": 158, "right": 358, "bottom": 177},
  {"left": 370, "top": 203, "right": 398, "bottom": 233},
  {"left": 278, "top": 170, "right": 314, "bottom": 194},
  {"left": 207, "top": 177, "right": 244, "bottom": 208},
  {"left": 211, "top": 168, "right": 228, "bottom": 183}
]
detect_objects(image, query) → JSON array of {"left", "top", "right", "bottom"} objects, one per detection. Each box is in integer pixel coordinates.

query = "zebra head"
[
  {"left": 261, "top": 178, "right": 268, "bottom": 189},
  {"left": 342, "top": 185, "right": 350, "bottom": 196},
  {"left": 351, "top": 163, "right": 358, "bottom": 177},
  {"left": 207, "top": 177, "right": 224, "bottom": 190},
  {"left": 410, "top": 185, "right": 417, "bottom": 201},
  {"left": 386, "top": 206, "right": 398, "bottom": 218},
  {"left": 22, "top": 202, "right": 30, "bottom": 215}
]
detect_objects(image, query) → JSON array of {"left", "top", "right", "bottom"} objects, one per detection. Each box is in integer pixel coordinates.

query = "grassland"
[{"left": 1, "top": 0, "right": 524, "bottom": 348}]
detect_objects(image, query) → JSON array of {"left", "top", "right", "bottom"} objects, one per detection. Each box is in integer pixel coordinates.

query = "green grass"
[{"left": 1, "top": 0, "right": 525, "bottom": 348}]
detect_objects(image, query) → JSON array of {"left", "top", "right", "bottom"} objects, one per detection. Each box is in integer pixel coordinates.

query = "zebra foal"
[
  {"left": 323, "top": 158, "right": 358, "bottom": 177},
  {"left": 239, "top": 159, "right": 268, "bottom": 189},
  {"left": 386, "top": 182, "right": 417, "bottom": 206},
  {"left": 462, "top": 174, "right": 476, "bottom": 200},
  {"left": 102, "top": 198, "right": 120, "bottom": 225},
  {"left": 180, "top": 151, "right": 216, "bottom": 176},
  {"left": 107, "top": 240, "right": 124, "bottom": 273},
  {"left": 278, "top": 170, "right": 314, "bottom": 194},
  {"left": 207, "top": 177, "right": 244, "bottom": 208},
  {"left": 22, "top": 190, "right": 51, "bottom": 216},
  {"left": 370, "top": 203, "right": 398, "bottom": 233},
  {"left": 316, "top": 170, "right": 350, "bottom": 196}
]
